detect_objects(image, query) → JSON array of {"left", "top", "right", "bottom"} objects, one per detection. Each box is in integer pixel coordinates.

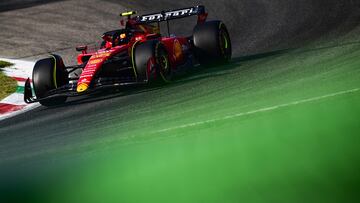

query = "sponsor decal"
[
  {"left": 173, "top": 39, "right": 183, "bottom": 61},
  {"left": 139, "top": 7, "right": 197, "bottom": 22},
  {"left": 92, "top": 52, "right": 111, "bottom": 58},
  {"left": 81, "top": 71, "right": 95, "bottom": 74},
  {"left": 82, "top": 68, "right": 96, "bottom": 72},
  {"left": 86, "top": 64, "right": 97, "bottom": 68},
  {"left": 79, "top": 78, "right": 88, "bottom": 83},
  {"left": 79, "top": 74, "right": 94, "bottom": 78},
  {"left": 77, "top": 83, "right": 89, "bottom": 93},
  {"left": 88, "top": 58, "right": 103, "bottom": 65}
]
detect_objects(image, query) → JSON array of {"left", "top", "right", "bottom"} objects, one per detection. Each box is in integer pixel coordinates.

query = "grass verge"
[{"left": 0, "top": 60, "right": 17, "bottom": 100}]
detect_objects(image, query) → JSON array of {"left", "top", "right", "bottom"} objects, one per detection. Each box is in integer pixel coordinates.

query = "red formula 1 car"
[{"left": 24, "top": 5, "right": 232, "bottom": 106}]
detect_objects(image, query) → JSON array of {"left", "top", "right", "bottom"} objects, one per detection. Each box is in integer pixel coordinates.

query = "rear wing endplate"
[{"left": 136, "top": 5, "right": 206, "bottom": 23}]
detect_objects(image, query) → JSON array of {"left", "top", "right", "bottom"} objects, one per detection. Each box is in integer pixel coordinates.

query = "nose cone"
[{"left": 77, "top": 83, "right": 89, "bottom": 93}]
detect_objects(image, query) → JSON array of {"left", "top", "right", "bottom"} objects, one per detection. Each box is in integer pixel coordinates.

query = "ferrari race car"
[{"left": 24, "top": 5, "right": 232, "bottom": 106}]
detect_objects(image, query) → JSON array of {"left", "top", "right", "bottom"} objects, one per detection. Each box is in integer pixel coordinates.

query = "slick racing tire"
[
  {"left": 193, "top": 21, "right": 232, "bottom": 65},
  {"left": 32, "top": 55, "right": 68, "bottom": 106},
  {"left": 133, "top": 40, "right": 172, "bottom": 83}
]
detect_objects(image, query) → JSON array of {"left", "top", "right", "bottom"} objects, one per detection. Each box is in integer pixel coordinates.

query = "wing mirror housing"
[{"left": 76, "top": 45, "right": 88, "bottom": 54}]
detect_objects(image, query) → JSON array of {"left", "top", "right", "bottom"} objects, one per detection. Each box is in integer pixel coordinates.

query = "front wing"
[{"left": 24, "top": 78, "right": 147, "bottom": 104}]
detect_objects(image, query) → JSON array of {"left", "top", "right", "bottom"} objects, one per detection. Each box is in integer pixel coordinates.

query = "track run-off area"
[{"left": 0, "top": 0, "right": 360, "bottom": 202}]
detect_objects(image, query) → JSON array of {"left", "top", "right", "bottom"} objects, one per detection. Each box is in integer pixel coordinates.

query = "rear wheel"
[
  {"left": 193, "top": 21, "right": 232, "bottom": 65},
  {"left": 32, "top": 54, "right": 68, "bottom": 106},
  {"left": 133, "top": 40, "right": 172, "bottom": 83}
]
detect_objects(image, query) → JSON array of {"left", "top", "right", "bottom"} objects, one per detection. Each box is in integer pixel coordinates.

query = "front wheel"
[{"left": 32, "top": 55, "right": 68, "bottom": 106}]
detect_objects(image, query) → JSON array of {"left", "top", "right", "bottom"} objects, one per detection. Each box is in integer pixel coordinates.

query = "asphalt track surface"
[
  {"left": 0, "top": 0, "right": 359, "bottom": 159},
  {"left": 0, "top": 1, "right": 360, "bottom": 202}
]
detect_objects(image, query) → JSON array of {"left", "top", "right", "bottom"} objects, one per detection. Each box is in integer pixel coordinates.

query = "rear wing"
[{"left": 135, "top": 5, "right": 207, "bottom": 24}]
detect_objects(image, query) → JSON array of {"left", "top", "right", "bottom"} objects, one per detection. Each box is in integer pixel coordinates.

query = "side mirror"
[{"left": 76, "top": 45, "right": 87, "bottom": 54}]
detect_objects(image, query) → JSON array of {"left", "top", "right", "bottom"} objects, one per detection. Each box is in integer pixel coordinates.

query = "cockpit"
[{"left": 101, "top": 29, "right": 132, "bottom": 48}]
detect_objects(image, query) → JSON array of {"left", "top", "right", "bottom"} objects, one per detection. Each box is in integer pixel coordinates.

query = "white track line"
[{"left": 156, "top": 88, "right": 360, "bottom": 133}]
